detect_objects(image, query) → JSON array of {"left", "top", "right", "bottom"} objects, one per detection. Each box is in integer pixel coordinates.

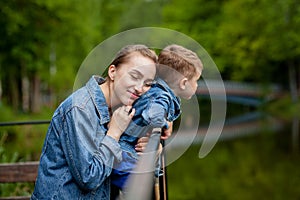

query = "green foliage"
[
  {"left": 0, "top": 0, "right": 103, "bottom": 111},
  {"left": 266, "top": 95, "right": 300, "bottom": 120},
  {"left": 0, "top": 106, "right": 49, "bottom": 197},
  {"left": 215, "top": 0, "right": 300, "bottom": 82},
  {"left": 0, "top": 182, "right": 34, "bottom": 198},
  {"left": 119, "top": 0, "right": 164, "bottom": 30},
  {"left": 0, "top": 134, "right": 34, "bottom": 197},
  {"left": 162, "top": 0, "right": 225, "bottom": 52},
  {"left": 0, "top": 133, "right": 19, "bottom": 163},
  {"left": 0, "top": 104, "right": 50, "bottom": 197}
]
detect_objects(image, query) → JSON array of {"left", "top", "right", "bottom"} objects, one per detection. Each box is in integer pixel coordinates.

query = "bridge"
[
  {"left": 196, "top": 80, "right": 282, "bottom": 106},
  {"left": 166, "top": 111, "right": 284, "bottom": 148}
]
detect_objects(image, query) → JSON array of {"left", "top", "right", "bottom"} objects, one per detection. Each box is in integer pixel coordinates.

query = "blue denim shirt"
[
  {"left": 31, "top": 76, "right": 122, "bottom": 200},
  {"left": 122, "top": 77, "right": 181, "bottom": 153},
  {"left": 111, "top": 78, "right": 181, "bottom": 189}
]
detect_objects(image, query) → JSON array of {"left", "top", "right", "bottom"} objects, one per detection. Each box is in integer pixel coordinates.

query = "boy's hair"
[{"left": 157, "top": 44, "right": 203, "bottom": 83}]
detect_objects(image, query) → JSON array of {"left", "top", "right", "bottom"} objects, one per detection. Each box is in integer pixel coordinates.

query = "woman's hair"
[
  {"left": 157, "top": 44, "right": 203, "bottom": 82},
  {"left": 102, "top": 44, "right": 157, "bottom": 77}
]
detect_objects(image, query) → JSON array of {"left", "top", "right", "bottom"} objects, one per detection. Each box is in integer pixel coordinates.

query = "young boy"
[{"left": 110, "top": 44, "right": 203, "bottom": 195}]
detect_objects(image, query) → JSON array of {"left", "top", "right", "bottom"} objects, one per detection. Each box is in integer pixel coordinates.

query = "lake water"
[{"left": 166, "top": 101, "right": 300, "bottom": 200}]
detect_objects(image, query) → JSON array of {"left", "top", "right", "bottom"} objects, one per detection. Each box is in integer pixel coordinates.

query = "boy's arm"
[
  {"left": 141, "top": 98, "right": 169, "bottom": 129},
  {"left": 135, "top": 121, "right": 172, "bottom": 153}
]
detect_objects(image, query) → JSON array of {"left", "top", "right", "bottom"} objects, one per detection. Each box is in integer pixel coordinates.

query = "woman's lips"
[{"left": 129, "top": 91, "right": 140, "bottom": 100}]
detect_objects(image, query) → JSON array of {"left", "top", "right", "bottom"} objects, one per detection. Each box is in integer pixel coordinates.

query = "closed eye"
[
  {"left": 144, "top": 80, "right": 155, "bottom": 87},
  {"left": 129, "top": 71, "right": 142, "bottom": 80},
  {"left": 130, "top": 74, "right": 139, "bottom": 80}
]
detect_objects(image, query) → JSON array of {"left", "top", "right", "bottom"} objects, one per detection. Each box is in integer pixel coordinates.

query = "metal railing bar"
[{"left": 0, "top": 120, "right": 50, "bottom": 127}]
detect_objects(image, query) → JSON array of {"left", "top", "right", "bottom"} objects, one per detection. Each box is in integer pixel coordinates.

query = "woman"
[{"left": 31, "top": 44, "right": 158, "bottom": 199}]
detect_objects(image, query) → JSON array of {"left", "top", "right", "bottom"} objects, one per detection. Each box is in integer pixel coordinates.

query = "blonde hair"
[{"left": 157, "top": 44, "right": 203, "bottom": 83}]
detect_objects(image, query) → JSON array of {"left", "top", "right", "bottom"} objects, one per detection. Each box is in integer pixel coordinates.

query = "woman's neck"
[
  {"left": 99, "top": 79, "right": 120, "bottom": 113},
  {"left": 100, "top": 80, "right": 112, "bottom": 108}
]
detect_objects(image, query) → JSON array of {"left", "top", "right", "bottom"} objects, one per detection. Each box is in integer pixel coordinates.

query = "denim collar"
[
  {"left": 86, "top": 75, "right": 110, "bottom": 125},
  {"left": 156, "top": 77, "right": 181, "bottom": 110}
]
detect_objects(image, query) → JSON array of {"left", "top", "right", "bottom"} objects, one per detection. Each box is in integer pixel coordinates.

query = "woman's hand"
[{"left": 106, "top": 105, "right": 135, "bottom": 141}]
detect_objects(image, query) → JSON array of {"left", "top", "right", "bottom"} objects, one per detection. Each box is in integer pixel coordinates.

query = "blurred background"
[{"left": 0, "top": 0, "right": 300, "bottom": 199}]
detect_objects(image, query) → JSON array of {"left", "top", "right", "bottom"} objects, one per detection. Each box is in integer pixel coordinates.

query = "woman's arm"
[
  {"left": 60, "top": 105, "right": 134, "bottom": 191},
  {"left": 107, "top": 105, "right": 135, "bottom": 141}
]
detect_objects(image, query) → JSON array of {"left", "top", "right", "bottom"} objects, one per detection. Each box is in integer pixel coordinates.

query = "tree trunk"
[
  {"left": 288, "top": 61, "right": 298, "bottom": 103},
  {"left": 292, "top": 117, "right": 299, "bottom": 152},
  {"left": 288, "top": 61, "right": 299, "bottom": 152},
  {"left": 30, "top": 74, "right": 41, "bottom": 113},
  {"left": 22, "top": 76, "right": 30, "bottom": 112},
  {"left": 298, "top": 64, "right": 300, "bottom": 96},
  {"left": 0, "top": 78, "right": 2, "bottom": 104},
  {"left": 9, "top": 73, "right": 22, "bottom": 111}
]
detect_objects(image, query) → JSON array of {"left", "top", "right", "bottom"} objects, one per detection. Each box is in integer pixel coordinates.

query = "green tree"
[
  {"left": 162, "top": 0, "right": 300, "bottom": 94},
  {"left": 162, "top": 0, "right": 225, "bottom": 64},
  {"left": 0, "top": 0, "right": 102, "bottom": 113},
  {"left": 0, "top": 0, "right": 54, "bottom": 112},
  {"left": 215, "top": 0, "right": 300, "bottom": 91}
]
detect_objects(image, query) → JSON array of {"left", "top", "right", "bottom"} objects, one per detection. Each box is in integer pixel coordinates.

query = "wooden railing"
[
  {"left": 0, "top": 120, "right": 48, "bottom": 199},
  {"left": 0, "top": 161, "right": 39, "bottom": 200}
]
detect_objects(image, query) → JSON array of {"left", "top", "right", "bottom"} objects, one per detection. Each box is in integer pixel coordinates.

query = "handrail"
[
  {"left": 0, "top": 120, "right": 50, "bottom": 127},
  {"left": 124, "top": 128, "right": 164, "bottom": 200}
]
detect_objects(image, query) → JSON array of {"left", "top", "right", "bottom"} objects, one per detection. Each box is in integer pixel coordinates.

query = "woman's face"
[{"left": 109, "top": 52, "right": 156, "bottom": 106}]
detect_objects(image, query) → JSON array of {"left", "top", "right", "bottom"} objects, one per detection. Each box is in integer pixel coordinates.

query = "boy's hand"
[
  {"left": 135, "top": 136, "right": 149, "bottom": 153},
  {"left": 135, "top": 136, "right": 162, "bottom": 158},
  {"left": 161, "top": 121, "right": 173, "bottom": 140}
]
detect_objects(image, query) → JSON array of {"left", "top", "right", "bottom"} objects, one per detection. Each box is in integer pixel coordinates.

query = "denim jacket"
[
  {"left": 111, "top": 78, "right": 181, "bottom": 189},
  {"left": 31, "top": 76, "right": 122, "bottom": 200},
  {"left": 124, "top": 78, "right": 181, "bottom": 151}
]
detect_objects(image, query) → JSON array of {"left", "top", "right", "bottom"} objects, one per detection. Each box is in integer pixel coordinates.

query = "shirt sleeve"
[
  {"left": 141, "top": 95, "right": 170, "bottom": 128},
  {"left": 60, "top": 106, "right": 121, "bottom": 191}
]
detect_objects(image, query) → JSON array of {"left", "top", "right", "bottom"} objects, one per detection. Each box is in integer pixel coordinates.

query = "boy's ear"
[
  {"left": 179, "top": 78, "right": 188, "bottom": 90},
  {"left": 108, "top": 65, "right": 116, "bottom": 80}
]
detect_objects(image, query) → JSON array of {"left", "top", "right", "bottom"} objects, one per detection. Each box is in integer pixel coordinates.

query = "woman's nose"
[{"left": 134, "top": 82, "right": 144, "bottom": 93}]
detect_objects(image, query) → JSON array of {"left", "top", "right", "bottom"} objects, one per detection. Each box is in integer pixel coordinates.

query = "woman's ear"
[
  {"left": 108, "top": 65, "right": 116, "bottom": 80},
  {"left": 179, "top": 78, "right": 188, "bottom": 90}
]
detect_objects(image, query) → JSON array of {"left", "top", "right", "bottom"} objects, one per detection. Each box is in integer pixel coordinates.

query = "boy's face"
[{"left": 180, "top": 71, "right": 201, "bottom": 100}]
